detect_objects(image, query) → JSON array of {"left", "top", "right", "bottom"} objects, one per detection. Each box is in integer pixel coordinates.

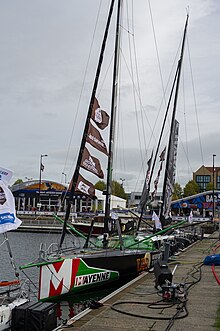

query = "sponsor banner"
[
  {"left": 86, "top": 122, "right": 108, "bottom": 155},
  {"left": 0, "top": 180, "right": 22, "bottom": 234},
  {"left": 75, "top": 174, "right": 95, "bottom": 197},
  {"left": 81, "top": 147, "right": 104, "bottom": 178},
  {"left": 91, "top": 97, "right": 110, "bottom": 130}
]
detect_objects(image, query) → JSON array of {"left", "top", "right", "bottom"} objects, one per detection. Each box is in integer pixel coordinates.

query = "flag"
[
  {"left": 86, "top": 122, "right": 108, "bottom": 155},
  {"left": 0, "top": 180, "right": 22, "bottom": 234},
  {"left": 41, "top": 163, "right": 44, "bottom": 172},
  {"left": 188, "top": 210, "right": 193, "bottom": 224},
  {"left": 152, "top": 211, "right": 162, "bottom": 231},
  {"left": 139, "top": 151, "right": 153, "bottom": 210},
  {"left": 81, "top": 147, "right": 104, "bottom": 178},
  {"left": 0, "top": 167, "right": 13, "bottom": 184},
  {"left": 91, "top": 97, "right": 110, "bottom": 130},
  {"left": 75, "top": 174, "right": 95, "bottom": 197}
]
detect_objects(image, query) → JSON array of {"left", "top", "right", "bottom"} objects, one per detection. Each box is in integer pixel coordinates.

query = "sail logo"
[
  {"left": 78, "top": 181, "right": 90, "bottom": 195},
  {"left": 95, "top": 108, "right": 102, "bottom": 123},
  {"left": 75, "top": 271, "right": 110, "bottom": 287},
  {"left": 87, "top": 133, "right": 105, "bottom": 148},
  {"left": 82, "top": 156, "right": 98, "bottom": 175}
]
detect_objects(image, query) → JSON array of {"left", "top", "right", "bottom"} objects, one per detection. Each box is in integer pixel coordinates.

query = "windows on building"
[
  {"left": 217, "top": 176, "right": 220, "bottom": 190},
  {"left": 196, "top": 175, "right": 211, "bottom": 191}
]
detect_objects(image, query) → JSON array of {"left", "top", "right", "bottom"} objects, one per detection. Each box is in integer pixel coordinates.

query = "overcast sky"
[{"left": 1, "top": 0, "right": 219, "bottom": 192}]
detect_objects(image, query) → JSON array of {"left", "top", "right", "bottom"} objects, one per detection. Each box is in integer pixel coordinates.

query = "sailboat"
[
  {"left": 0, "top": 167, "right": 28, "bottom": 330},
  {"left": 19, "top": 0, "right": 164, "bottom": 302},
  {"left": 20, "top": 2, "right": 190, "bottom": 303}
]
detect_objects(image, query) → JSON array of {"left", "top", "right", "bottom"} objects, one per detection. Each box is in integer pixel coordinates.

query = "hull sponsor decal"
[{"left": 39, "top": 258, "right": 119, "bottom": 301}]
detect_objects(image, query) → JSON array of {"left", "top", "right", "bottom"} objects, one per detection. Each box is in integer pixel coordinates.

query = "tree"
[
  {"left": 95, "top": 180, "right": 127, "bottom": 199},
  {"left": 183, "top": 180, "right": 199, "bottom": 197},
  {"left": 12, "top": 178, "right": 23, "bottom": 186},
  {"left": 172, "top": 182, "right": 183, "bottom": 200},
  {"left": 94, "top": 180, "right": 106, "bottom": 191},
  {"left": 206, "top": 182, "right": 213, "bottom": 191},
  {"left": 112, "top": 181, "right": 127, "bottom": 199}
]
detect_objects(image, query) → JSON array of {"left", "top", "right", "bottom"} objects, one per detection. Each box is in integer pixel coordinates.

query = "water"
[{"left": 0, "top": 231, "right": 128, "bottom": 326}]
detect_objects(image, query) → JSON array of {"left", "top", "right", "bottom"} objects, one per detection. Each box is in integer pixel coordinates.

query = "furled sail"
[
  {"left": 162, "top": 119, "right": 179, "bottom": 219},
  {"left": 139, "top": 151, "right": 153, "bottom": 211},
  {"left": 151, "top": 147, "right": 166, "bottom": 201}
]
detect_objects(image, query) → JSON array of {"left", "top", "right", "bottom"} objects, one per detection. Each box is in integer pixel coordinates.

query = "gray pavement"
[{"left": 59, "top": 233, "right": 220, "bottom": 331}]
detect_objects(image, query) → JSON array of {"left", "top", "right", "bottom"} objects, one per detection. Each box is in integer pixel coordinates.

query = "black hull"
[{"left": 83, "top": 250, "right": 161, "bottom": 278}]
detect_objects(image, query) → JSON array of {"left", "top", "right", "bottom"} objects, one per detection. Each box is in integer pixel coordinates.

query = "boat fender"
[{"left": 203, "top": 254, "right": 220, "bottom": 266}]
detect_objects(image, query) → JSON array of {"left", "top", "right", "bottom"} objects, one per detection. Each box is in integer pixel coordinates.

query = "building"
[
  {"left": 11, "top": 180, "right": 126, "bottom": 214},
  {"left": 127, "top": 191, "right": 163, "bottom": 209},
  {"left": 193, "top": 165, "right": 220, "bottom": 192}
]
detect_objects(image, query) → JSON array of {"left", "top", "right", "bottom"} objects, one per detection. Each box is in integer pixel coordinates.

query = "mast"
[
  {"left": 103, "top": 0, "right": 123, "bottom": 233},
  {"left": 137, "top": 65, "right": 179, "bottom": 231},
  {"left": 59, "top": 0, "right": 116, "bottom": 248},
  {"left": 160, "top": 14, "right": 189, "bottom": 224}
]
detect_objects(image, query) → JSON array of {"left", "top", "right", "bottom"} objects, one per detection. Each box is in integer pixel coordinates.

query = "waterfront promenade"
[{"left": 58, "top": 232, "right": 220, "bottom": 331}]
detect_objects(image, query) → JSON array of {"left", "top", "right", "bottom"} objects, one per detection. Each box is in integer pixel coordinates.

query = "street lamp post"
[
  {"left": 39, "top": 154, "right": 48, "bottom": 208},
  {"left": 212, "top": 154, "right": 216, "bottom": 220},
  {"left": 120, "top": 177, "right": 125, "bottom": 188},
  {"left": 62, "top": 172, "right": 67, "bottom": 184}
]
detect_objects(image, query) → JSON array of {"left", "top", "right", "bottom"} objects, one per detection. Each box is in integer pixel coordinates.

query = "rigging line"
[
  {"left": 120, "top": 50, "right": 156, "bottom": 145},
  {"left": 112, "top": 8, "right": 125, "bottom": 181},
  {"left": 181, "top": 66, "right": 191, "bottom": 180},
  {"left": 114, "top": 66, "right": 126, "bottom": 179},
  {"left": 148, "top": 0, "right": 166, "bottom": 106},
  {"left": 131, "top": 0, "right": 148, "bottom": 157},
  {"left": 97, "top": 52, "right": 114, "bottom": 97},
  {"left": 3, "top": 232, "right": 20, "bottom": 279},
  {"left": 125, "top": 1, "right": 145, "bottom": 166},
  {"left": 179, "top": 63, "right": 193, "bottom": 183},
  {"left": 61, "top": 0, "right": 103, "bottom": 178},
  {"left": 186, "top": 35, "right": 204, "bottom": 166},
  {"left": 145, "top": 38, "right": 182, "bottom": 151}
]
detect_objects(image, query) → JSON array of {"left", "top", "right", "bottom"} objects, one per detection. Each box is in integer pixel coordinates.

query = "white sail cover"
[{"left": 0, "top": 178, "right": 22, "bottom": 234}]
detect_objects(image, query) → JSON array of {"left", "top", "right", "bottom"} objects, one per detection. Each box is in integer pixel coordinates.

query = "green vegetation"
[
  {"left": 172, "top": 182, "right": 183, "bottom": 200},
  {"left": 206, "top": 181, "right": 213, "bottom": 191},
  {"left": 95, "top": 180, "right": 127, "bottom": 200},
  {"left": 183, "top": 180, "right": 200, "bottom": 197},
  {"left": 12, "top": 178, "right": 23, "bottom": 185}
]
